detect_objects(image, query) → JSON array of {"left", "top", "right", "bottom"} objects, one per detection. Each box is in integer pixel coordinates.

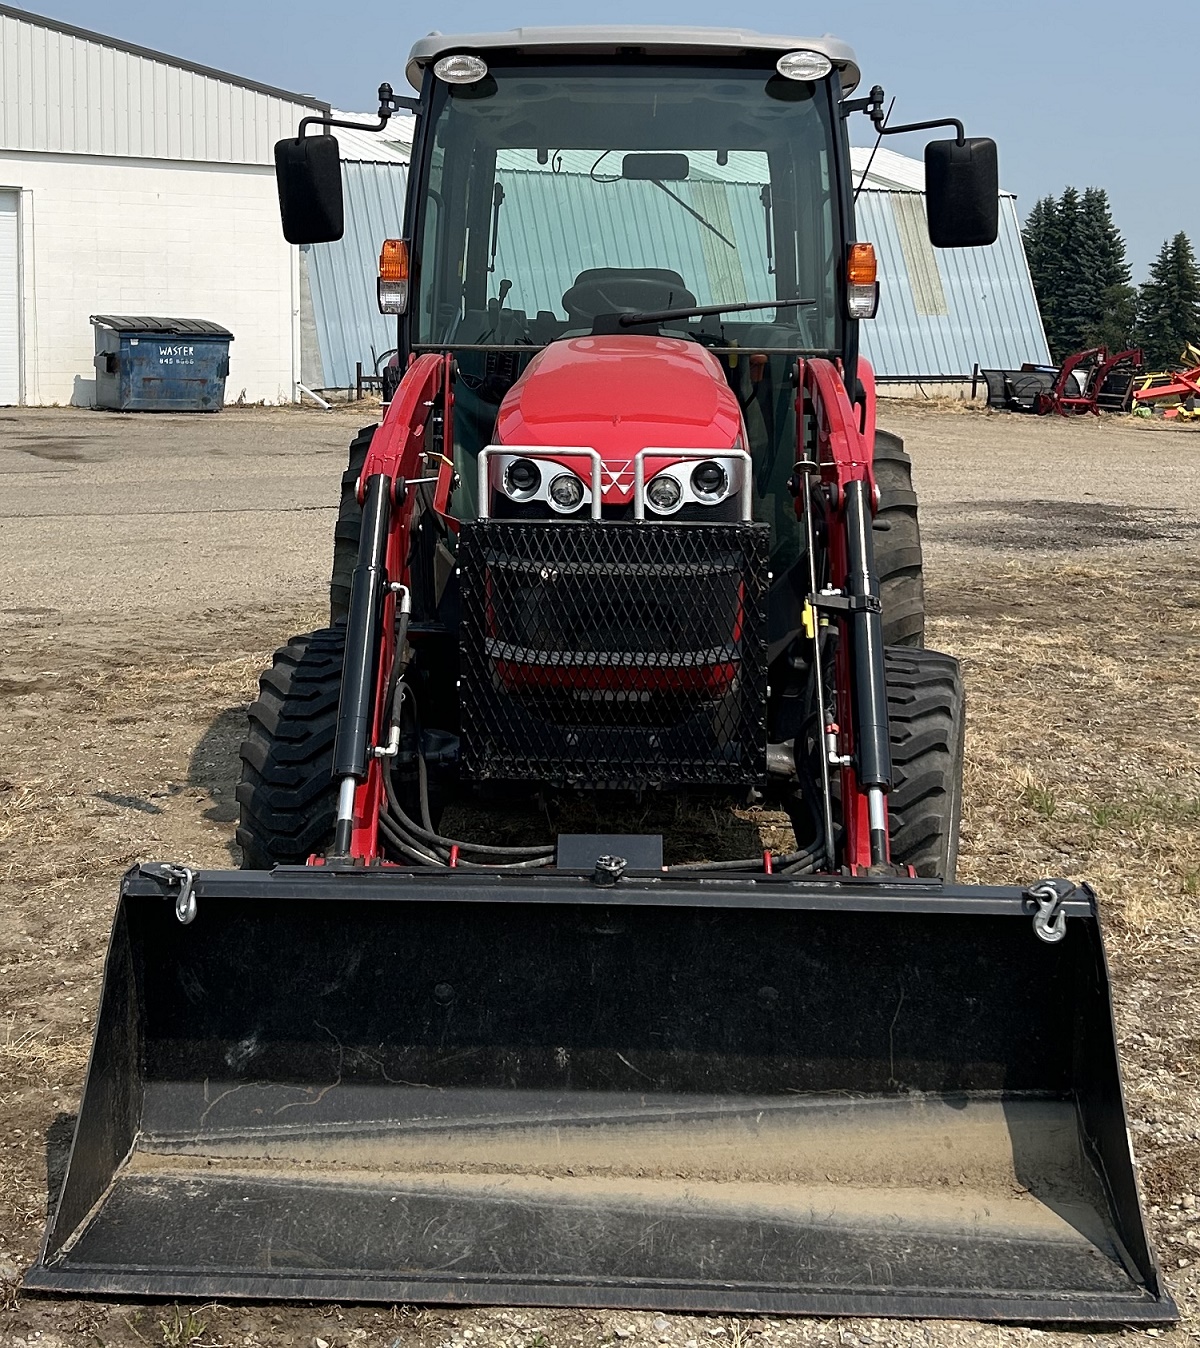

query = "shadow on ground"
[{"left": 188, "top": 705, "right": 248, "bottom": 862}]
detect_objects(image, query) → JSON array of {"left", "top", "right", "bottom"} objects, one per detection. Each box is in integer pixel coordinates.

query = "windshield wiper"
[
  {"left": 648, "top": 179, "right": 736, "bottom": 249},
  {"left": 615, "top": 296, "right": 816, "bottom": 328}
]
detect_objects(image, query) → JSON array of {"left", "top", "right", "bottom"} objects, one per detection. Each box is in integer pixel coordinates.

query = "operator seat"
[{"left": 562, "top": 267, "right": 697, "bottom": 330}]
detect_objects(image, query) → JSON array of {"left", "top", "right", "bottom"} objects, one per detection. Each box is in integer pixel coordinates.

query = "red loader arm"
[
  {"left": 337, "top": 353, "right": 453, "bottom": 862},
  {"left": 796, "top": 357, "right": 889, "bottom": 872}
]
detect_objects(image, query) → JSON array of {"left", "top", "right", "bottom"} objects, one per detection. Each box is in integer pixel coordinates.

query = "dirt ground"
[{"left": 2, "top": 401, "right": 1199, "bottom": 1348}]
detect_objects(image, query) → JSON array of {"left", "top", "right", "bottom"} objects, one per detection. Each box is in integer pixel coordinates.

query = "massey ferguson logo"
[{"left": 601, "top": 460, "right": 634, "bottom": 492}]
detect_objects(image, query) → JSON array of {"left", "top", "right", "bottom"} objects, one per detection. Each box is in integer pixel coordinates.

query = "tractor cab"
[{"left": 399, "top": 39, "right": 853, "bottom": 560}]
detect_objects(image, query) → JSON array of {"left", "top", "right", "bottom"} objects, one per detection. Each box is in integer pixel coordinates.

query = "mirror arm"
[
  {"left": 297, "top": 81, "right": 420, "bottom": 138},
  {"left": 843, "top": 85, "right": 966, "bottom": 146}
]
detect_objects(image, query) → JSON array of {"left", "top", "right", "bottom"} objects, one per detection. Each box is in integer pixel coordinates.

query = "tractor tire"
[
  {"left": 235, "top": 627, "right": 344, "bottom": 869},
  {"left": 885, "top": 646, "right": 964, "bottom": 880},
  {"left": 874, "top": 430, "right": 925, "bottom": 648},
  {"left": 329, "top": 425, "right": 376, "bottom": 625}
]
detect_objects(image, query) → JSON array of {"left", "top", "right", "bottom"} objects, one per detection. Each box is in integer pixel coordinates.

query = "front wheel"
[
  {"left": 885, "top": 646, "right": 965, "bottom": 879},
  {"left": 329, "top": 426, "right": 375, "bottom": 625},
  {"left": 235, "top": 627, "right": 344, "bottom": 869},
  {"left": 874, "top": 430, "right": 925, "bottom": 648}
]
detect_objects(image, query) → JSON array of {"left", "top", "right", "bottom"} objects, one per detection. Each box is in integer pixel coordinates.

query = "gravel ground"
[{"left": 1, "top": 401, "right": 1199, "bottom": 1347}]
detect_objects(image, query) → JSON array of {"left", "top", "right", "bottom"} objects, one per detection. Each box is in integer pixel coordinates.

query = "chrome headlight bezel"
[{"left": 502, "top": 457, "right": 542, "bottom": 502}]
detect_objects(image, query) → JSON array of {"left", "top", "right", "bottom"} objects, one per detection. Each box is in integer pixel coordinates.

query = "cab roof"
[{"left": 405, "top": 27, "right": 860, "bottom": 95}]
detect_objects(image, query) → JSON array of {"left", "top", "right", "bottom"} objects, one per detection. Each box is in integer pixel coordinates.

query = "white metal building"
[{"left": 0, "top": 5, "right": 328, "bottom": 406}]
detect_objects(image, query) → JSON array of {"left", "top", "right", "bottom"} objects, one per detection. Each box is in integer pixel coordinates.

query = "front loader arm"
[
  {"left": 331, "top": 353, "right": 451, "bottom": 862},
  {"left": 796, "top": 357, "right": 893, "bottom": 871}
]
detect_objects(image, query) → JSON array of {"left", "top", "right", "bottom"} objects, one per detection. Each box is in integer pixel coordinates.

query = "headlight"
[
  {"left": 503, "top": 458, "right": 540, "bottom": 500},
  {"left": 690, "top": 460, "right": 729, "bottom": 501},
  {"left": 548, "top": 472, "right": 585, "bottom": 512},
  {"left": 434, "top": 54, "right": 489, "bottom": 84},
  {"left": 776, "top": 50, "right": 833, "bottom": 81},
  {"left": 646, "top": 473, "right": 683, "bottom": 513}
]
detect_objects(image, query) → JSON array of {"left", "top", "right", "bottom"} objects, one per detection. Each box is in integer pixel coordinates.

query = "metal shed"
[
  {"left": 852, "top": 147, "right": 1050, "bottom": 388},
  {"left": 305, "top": 116, "right": 410, "bottom": 391},
  {"left": 307, "top": 128, "right": 1049, "bottom": 393},
  {"left": 0, "top": 4, "right": 328, "bottom": 407}
]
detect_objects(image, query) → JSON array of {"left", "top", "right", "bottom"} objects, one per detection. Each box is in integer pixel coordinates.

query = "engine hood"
[{"left": 495, "top": 336, "right": 743, "bottom": 504}]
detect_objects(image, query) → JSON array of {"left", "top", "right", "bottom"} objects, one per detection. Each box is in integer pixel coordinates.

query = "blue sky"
[{"left": 27, "top": 0, "right": 1192, "bottom": 280}]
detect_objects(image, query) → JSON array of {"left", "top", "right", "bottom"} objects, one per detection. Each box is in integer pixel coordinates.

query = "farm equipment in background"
[
  {"left": 1132, "top": 344, "right": 1200, "bottom": 419},
  {"left": 1032, "top": 346, "right": 1144, "bottom": 415},
  {"left": 980, "top": 346, "right": 1143, "bottom": 415},
  {"left": 26, "top": 27, "right": 1175, "bottom": 1326}
]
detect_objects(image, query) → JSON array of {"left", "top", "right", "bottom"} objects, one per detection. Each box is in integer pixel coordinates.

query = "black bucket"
[{"left": 25, "top": 864, "right": 1175, "bottom": 1323}]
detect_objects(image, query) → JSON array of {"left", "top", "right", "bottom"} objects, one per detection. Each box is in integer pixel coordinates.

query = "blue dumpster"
[{"left": 91, "top": 316, "right": 234, "bottom": 412}]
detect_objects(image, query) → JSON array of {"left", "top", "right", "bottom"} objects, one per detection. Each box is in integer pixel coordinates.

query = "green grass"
[
  {"left": 159, "top": 1307, "right": 206, "bottom": 1348},
  {"left": 1022, "top": 780, "right": 1057, "bottom": 819}
]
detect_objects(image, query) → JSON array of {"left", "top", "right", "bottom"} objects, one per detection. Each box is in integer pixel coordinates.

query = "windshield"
[{"left": 413, "top": 62, "right": 842, "bottom": 353}]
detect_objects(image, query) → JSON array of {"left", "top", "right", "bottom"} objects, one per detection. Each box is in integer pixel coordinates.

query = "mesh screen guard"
[{"left": 458, "top": 521, "right": 770, "bottom": 789}]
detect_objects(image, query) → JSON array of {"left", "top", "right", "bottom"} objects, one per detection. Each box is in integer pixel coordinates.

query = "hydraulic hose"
[{"left": 378, "top": 686, "right": 554, "bottom": 867}]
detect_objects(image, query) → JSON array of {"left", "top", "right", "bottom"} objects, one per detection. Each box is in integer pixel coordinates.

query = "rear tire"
[
  {"left": 330, "top": 425, "right": 376, "bottom": 625},
  {"left": 235, "top": 627, "right": 344, "bottom": 869},
  {"left": 885, "top": 646, "right": 964, "bottom": 879},
  {"left": 875, "top": 430, "right": 925, "bottom": 648}
]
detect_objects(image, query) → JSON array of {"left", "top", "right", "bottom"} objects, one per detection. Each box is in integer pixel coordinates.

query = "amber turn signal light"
[
  {"left": 847, "top": 242, "right": 877, "bottom": 287},
  {"left": 379, "top": 238, "right": 409, "bottom": 282}
]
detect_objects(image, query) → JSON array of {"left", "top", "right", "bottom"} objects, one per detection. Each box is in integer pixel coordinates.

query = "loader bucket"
[{"left": 27, "top": 864, "right": 1174, "bottom": 1323}]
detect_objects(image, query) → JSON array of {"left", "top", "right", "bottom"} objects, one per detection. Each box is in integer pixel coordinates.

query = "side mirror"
[
  {"left": 274, "top": 134, "right": 344, "bottom": 244},
  {"left": 925, "top": 137, "right": 998, "bottom": 248}
]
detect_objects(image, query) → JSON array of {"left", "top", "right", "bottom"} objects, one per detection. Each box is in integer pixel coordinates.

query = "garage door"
[{"left": 0, "top": 191, "right": 19, "bottom": 405}]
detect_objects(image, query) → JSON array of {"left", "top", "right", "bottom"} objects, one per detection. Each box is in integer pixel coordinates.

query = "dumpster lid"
[{"left": 90, "top": 315, "right": 234, "bottom": 339}]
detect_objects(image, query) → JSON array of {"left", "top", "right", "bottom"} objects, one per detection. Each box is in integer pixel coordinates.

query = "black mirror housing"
[
  {"left": 274, "top": 134, "right": 344, "bottom": 245},
  {"left": 924, "top": 137, "right": 999, "bottom": 248}
]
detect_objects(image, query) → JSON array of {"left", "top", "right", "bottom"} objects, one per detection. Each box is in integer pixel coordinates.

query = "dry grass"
[
  {"left": 933, "top": 556, "right": 1200, "bottom": 935},
  {"left": 0, "top": 1014, "right": 89, "bottom": 1079}
]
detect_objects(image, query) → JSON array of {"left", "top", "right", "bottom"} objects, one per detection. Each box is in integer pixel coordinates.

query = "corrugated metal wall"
[
  {"left": 858, "top": 190, "right": 1050, "bottom": 379},
  {"left": 311, "top": 153, "right": 1050, "bottom": 385},
  {"left": 307, "top": 160, "right": 408, "bottom": 388},
  {"left": 0, "top": 7, "right": 323, "bottom": 164},
  {"left": 493, "top": 172, "right": 775, "bottom": 316}
]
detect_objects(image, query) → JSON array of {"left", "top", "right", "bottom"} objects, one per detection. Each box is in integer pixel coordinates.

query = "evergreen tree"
[
  {"left": 1053, "top": 187, "right": 1087, "bottom": 356},
  {"left": 1136, "top": 233, "right": 1200, "bottom": 368},
  {"left": 1077, "top": 188, "right": 1136, "bottom": 352},
  {"left": 1023, "top": 196, "right": 1061, "bottom": 356},
  {"left": 1023, "top": 186, "right": 1135, "bottom": 361}
]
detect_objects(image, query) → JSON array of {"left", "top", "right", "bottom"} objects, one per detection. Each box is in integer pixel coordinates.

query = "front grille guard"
[{"left": 457, "top": 520, "right": 770, "bottom": 789}]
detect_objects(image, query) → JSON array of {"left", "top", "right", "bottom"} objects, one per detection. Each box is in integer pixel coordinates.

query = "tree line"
[{"left": 1022, "top": 188, "right": 1200, "bottom": 368}]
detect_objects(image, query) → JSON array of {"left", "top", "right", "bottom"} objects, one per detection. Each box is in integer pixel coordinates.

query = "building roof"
[
  {"left": 0, "top": 5, "right": 327, "bottom": 164},
  {"left": 332, "top": 112, "right": 413, "bottom": 164},
  {"left": 406, "top": 27, "right": 860, "bottom": 94},
  {"left": 0, "top": 4, "right": 327, "bottom": 109},
  {"left": 852, "top": 145, "right": 1017, "bottom": 199}
]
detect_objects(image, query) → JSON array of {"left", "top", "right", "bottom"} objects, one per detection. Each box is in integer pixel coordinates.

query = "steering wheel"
[{"left": 562, "top": 272, "right": 698, "bottom": 325}]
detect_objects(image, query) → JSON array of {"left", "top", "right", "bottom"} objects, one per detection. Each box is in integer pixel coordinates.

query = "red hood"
[{"left": 495, "top": 335, "right": 743, "bottom": 505}]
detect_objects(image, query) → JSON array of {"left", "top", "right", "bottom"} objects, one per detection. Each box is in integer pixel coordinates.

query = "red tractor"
[{"left": 28, "top": 27, "right": 1173, "bottom": 1326}]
